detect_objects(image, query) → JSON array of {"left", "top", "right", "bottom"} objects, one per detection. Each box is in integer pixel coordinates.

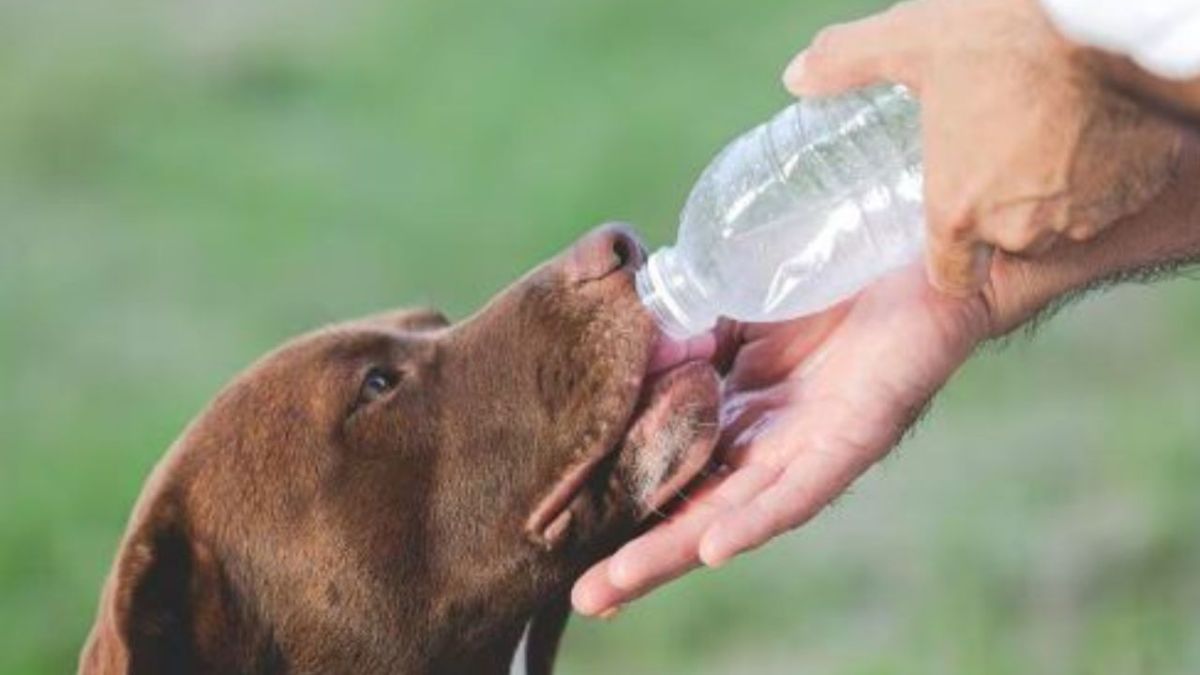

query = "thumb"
[{"left": 783, "top": 4, "right": 922, "bottom": 97}]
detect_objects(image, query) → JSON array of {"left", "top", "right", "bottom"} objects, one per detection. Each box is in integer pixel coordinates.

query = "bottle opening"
[{"left": 635, "top": 247, "right": 716, "bottom": 339}]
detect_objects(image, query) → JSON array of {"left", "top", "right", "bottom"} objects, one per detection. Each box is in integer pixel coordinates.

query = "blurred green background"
[{"left": 3, "top": 0, "right": 1200, "bottom": 672}]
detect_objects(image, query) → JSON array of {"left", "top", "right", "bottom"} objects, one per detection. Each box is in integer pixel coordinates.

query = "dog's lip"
[
  {"left": 619, "top": 359, "right": 720, "bottom": 517},
  {"left": 524, "top": 329, "right": 719, "bottom": 547}
]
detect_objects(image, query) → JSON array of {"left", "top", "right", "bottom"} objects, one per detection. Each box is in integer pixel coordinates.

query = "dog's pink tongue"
[{"left": 647, "top": 331, "right": 717, "bottom": 375}]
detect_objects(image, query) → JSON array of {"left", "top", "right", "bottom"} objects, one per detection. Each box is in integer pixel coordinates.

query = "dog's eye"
[{"left": 359, "top": 367, "right": 398, "bottom": 404}]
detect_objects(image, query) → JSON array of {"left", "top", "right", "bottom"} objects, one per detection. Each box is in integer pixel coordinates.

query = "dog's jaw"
[
  {"left": 523, "top": 338, "right": 720, "bottom": 552},
  {"left": 614, "top": 360, "right": 720, "bottom": 517}
]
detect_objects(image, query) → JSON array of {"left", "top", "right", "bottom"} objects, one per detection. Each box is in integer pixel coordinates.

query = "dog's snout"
[{"left": 562, "top": 224, "right": 646, "bottom": 283}]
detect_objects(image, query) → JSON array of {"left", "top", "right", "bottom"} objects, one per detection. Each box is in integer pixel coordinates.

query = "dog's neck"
[
  {"left": 254, "top": 599, "right": 537, "bottom": 675},
  {"left": 206, "top": 581, "right": 560, "bottom": 675},
  {"left": 185, "top": 599, "right": 532, "bottom": 675}
]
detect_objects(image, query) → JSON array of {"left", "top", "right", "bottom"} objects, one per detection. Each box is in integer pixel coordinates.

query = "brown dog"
[{"left": 79, "top": 225, "right": 720, "bottom": 675}]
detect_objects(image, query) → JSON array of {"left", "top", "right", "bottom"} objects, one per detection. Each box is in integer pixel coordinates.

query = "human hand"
[
  {"left": 782, "top": 0, "right": 1181, "bottom": 296},
  {"left": 572, "top": 134, "right": 1199, "bottom": 618},
  {"left": 572, "top": 262, "right": 990, "bottom": 616}
]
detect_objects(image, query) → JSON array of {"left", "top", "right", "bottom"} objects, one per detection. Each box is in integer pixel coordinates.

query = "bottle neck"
[{"left": 635, "top": 246, "right": 718, "bottom": 339}]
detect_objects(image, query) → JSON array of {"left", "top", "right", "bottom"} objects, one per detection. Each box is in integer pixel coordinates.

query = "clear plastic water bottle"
[{"left": 637, "top": 84, "right": 925, "bottom": 338}]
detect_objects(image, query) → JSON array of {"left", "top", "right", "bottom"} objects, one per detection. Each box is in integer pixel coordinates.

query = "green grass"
[{"left": 2, "top": 0, "right": 1199, "bottom": 672}]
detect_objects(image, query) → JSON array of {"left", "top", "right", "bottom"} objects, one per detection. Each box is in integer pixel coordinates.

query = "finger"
[
  {"left": 783, "top": 3, "right": 922, "bottom": 97},
  {"left": 607, "top": 465, "right": 779, "bottom": 591},
  {"left": 603, "top": 518, "right": 705, "bottom": 606},
  {"left": 589, "top": 440, "right": 792, "bottom": 614},
  {"left": 925, "top": 228, "right": 993, "bottom": 297},
  {"left": 982, "top": 201, "right": 1060, "bottom": 257},
  {"left": 571, "top": 558, "right": 625, "bottom": 617},
  {"left": 919, "top": 96, "right": 994, "bottom": 297},
  {"left": 699, "top": 439, "right": 875, "bottom": 567},
  {"left": 574, "top": 468, "right": 782, "bottom": 617},
  {"left": 723, "top": 306, "right": 850, "bottom": 392},
  {"left": 579, "top": 490, "right": 720, "bottom": 614}
]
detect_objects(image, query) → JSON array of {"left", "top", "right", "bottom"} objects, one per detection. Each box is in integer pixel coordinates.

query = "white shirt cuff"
[{"left": 1040, "top": 0, "right": 1200, "bottom": 80}]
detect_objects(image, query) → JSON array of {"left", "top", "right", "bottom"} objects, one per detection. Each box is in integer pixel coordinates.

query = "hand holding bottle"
[
  {"left": 573, "top": 0, "right": 1200, "bottom": 616},
  {"left": 784, "top": 0, "right": 1182, "bottom": 296},
  {"left": 573, "top": 135, "right": 1200, "bottom": 617}
]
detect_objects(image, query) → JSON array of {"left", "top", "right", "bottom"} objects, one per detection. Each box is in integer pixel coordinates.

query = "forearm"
[{"left": 987, "top": 134, "right": 1200, "bottom": 336}]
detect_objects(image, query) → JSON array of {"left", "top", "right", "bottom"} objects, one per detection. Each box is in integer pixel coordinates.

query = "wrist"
[{"left": 982, "top": 132, "right": 1200, "bottom": 337}]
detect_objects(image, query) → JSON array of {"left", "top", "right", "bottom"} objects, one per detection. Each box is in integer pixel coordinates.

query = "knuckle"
[
  {"left": 937, "top": 214, "right": 975, "bottom": 241},
  {"left": 1064, "top": 225, "right": 1097, "bottom": 242},
  {"left": 1033, "top": 198, "right": 1072, "bottom": 235},
  {"left": 925, "top": 195, "right": 975, "bottom": 238},
  {"left": 879, "top": 53, "right": 916, "bottom": 85},
  {"left": 883, "top": 1, "right": 917, "bottom": 29},
  {"left": 991, "top": 223, "right": 1041, "bottom": 252}
]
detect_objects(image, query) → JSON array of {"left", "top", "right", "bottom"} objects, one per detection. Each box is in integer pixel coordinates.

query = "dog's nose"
[{"left": 561, "top": 223, "right": 647, "bottom": 283}]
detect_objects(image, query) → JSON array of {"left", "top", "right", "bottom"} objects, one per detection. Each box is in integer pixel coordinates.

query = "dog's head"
[{"left": 81, "top": 225, "right": 719, "bottom": 675}]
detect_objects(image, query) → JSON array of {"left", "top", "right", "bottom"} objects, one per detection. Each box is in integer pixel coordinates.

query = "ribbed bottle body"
[{"left": 639, "top": 85, "right": 925, "bottom": 337}]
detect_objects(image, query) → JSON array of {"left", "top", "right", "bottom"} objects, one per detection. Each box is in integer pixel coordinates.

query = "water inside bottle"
[{"left": 638, "top": 84, "right": 925, "bottom": 336}]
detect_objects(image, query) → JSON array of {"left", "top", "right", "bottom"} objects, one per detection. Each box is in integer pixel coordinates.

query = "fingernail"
[
  {"left": 571, "top": 589, "right": 595, "bottom": 615},
  {"left": 938, "top": 245, "right": 993, "bottom": 297},
  {"left": 927, "top": 249, "right": 991, "bottom": 298},
  {"left": 598, "top": 606, "right": 621, "bottom": 620},
  {"left": 698, "top": 535, "right": 728, "bottom": 568},
  {"left": 782, "top": 51, "right": 807, "bottom": 93}
]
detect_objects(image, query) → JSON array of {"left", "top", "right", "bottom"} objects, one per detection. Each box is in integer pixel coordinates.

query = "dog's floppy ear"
[
  {"left": 80, "top": 495, "right": 216, "bottom": 675},
  {"left": 363, "top": 307, "right": 451, "bottom": 333}
]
